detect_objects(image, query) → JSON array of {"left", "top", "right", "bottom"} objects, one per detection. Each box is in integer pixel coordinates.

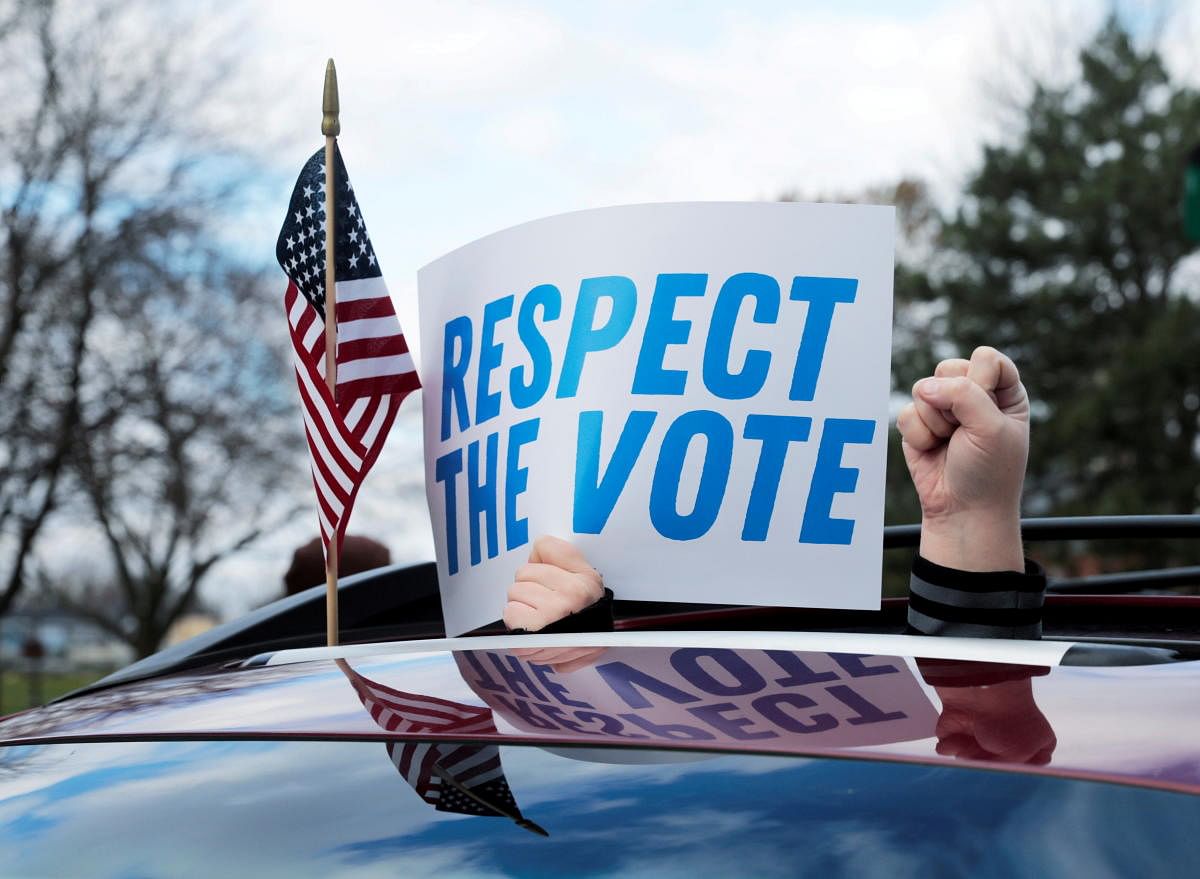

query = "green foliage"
[
  {"left": 894, "top": 17, "right": 1200, "bottom": 551},
  {"left": 0, "top": 670, "right": 101, "bottom": 715}
]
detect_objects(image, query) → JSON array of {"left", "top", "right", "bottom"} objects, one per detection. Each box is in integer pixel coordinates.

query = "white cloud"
[
  {"left": 239, "top": 0, "right": 1168, "bottom": 292},
  {"left": 483, "top": 106, "right": 567, "bottom": 158}
]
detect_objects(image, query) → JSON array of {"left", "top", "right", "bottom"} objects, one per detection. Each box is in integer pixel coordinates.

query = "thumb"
[{"left": 915, "top": 376, "right": 1004, "bottom": 435}]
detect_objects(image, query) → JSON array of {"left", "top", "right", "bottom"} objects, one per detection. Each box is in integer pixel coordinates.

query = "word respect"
[{"left": 434, "top": 272, "right": 875, "bottom": 575}]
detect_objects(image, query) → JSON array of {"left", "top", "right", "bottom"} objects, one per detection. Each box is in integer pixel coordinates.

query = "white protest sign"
[
  {"left": 419, "top": 202, "right": 894, "bottom": 635},
  {"left": 455, "top": 647, "right": 938, "bottom": 749}
]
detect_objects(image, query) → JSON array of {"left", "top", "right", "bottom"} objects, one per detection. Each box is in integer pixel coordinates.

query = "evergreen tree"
[{"left": 897, "top": 18, "right": 1200, "bottom": 548}]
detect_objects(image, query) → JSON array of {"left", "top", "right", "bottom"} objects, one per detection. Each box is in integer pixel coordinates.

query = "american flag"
[
  {"left": 276, "top": 145, "right": 420, "bottom": 554},
  {"left": 337, "top": 660, "right": 546, "bottom": 834}
]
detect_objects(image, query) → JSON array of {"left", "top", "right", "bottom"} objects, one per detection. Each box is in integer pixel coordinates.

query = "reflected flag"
[
  {"left": 275, "top": 146, "right": 420, "bottom": 554},
  {"left": 338, "top": 657, "right": 497, "bottom": 737},
  {"left": 336, "top": 660, "right": 546, "bottom": 834},
  {"left": 387, "top": 741, "right": 534, "bottom": 824}
]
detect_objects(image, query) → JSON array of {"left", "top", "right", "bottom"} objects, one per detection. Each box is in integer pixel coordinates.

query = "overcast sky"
[{"left": 190, "top": 0, "right": 1199, "bottom": 617}]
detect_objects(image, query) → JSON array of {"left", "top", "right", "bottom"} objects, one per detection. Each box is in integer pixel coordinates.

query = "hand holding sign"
[
  {"left": 897, "top": 346, "right": 1029, "bottom": 572},
  {"left": 503, "top": 535, "right": 605, "bottom": 633}
]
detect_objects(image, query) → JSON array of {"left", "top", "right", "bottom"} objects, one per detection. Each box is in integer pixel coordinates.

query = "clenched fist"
[
  {"left": 933, "top": 677, "right": 1056, "bottom": 765},
  {"left": 896, "top": 346, "right": 1030, "bottom": 571}
]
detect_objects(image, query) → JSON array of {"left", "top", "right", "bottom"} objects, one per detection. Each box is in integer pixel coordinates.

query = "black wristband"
[{"left": 907, "top": 555, "right": 1047, "bottom": 640}]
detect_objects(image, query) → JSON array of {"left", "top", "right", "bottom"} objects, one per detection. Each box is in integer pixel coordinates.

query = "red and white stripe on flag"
[
  {"left": 340, "top": 662, "right": 498, "bottom": 736},
  {"left": 284, "top": 275, "right": 419, "bottom": 555}
]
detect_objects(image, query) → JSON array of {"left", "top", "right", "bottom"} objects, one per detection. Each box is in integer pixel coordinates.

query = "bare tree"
[
  {"left": 45, "top": 263, "right": 301, "bottom": 657},
  {"left": 0, "top": 0, "right": 295, "bottom": 628}
]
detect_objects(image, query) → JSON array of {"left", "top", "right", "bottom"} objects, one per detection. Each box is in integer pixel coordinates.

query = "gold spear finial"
[{"left": 322, "top": 58, "right": 340, "bottom": 137}]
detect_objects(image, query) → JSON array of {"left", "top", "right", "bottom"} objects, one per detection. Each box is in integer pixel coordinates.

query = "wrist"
[{"left": 919, "top": 507, "right": 1024, "bottom": 572}]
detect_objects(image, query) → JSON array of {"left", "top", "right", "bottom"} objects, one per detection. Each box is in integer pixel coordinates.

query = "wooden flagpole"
[{"left": 322, "top": 58, "right": 341, "bottom": 646}]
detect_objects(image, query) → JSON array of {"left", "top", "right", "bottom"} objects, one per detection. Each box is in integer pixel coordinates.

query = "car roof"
[
  {"left": 2, "top": 630, "right": 1198, "bottom": 796},
  {"left": 6, "top": 737, "right": 1197, "bottom": 878}
]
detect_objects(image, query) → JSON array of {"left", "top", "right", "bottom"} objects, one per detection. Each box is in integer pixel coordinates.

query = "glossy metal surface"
[
  {"left": 1, "top": 739, "right": 1197, "bottom": 878},
  {"left": 2, "top": 641, "right": 1198, "bottom": 794}
]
